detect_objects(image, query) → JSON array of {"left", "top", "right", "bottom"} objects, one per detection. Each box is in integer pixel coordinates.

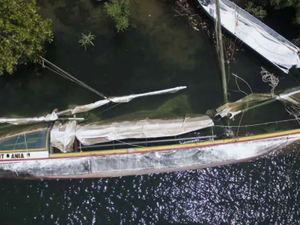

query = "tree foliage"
[
  {"left": 245, "top": 2, "right": 267, "bottom": 20},
  {"left": 241, "top": 0, "right": 300, "bottom": 45},
  {"left": 104, "top": 0, "right": 130, "bottom": 32},
  {"left": 248, "top": 0, "right": 300, "bottom": 24},
  {"left": 0, "top": 0, "right": 53, "bottom": 75}
]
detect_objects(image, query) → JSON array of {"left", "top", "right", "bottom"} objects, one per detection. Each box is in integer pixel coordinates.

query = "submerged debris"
[{"left": 173, "top": 0, "right": 242, "bottom": 64}]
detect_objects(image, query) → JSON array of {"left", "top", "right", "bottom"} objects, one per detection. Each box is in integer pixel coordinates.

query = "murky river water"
[{"left": 0, "top": 0, "right": 300, "bottom": 224}]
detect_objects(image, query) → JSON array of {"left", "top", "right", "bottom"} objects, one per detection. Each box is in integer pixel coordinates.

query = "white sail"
[{"left": 198, "top": 0, "right": 300, "bottom": 73}]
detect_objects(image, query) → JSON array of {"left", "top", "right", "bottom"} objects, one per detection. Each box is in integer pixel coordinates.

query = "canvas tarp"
[
  {"left": 50, "top": 115, "right": 214, "bottom": 152},
  {"left": 50, "top": 121, "right": 77, "bottom": 153},
  {"left": 198, "top": 0, "right": 300, "bottom": 73}
]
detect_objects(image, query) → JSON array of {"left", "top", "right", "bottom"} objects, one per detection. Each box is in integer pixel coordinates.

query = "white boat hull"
[
  {"left": 198, "top": 0, "right": 300, "bottom": 73},
  {"left": 0, "top": 130, "right": 299, "bottom": 179}
]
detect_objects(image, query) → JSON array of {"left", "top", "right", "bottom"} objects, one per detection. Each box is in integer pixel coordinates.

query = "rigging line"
[
  {"left": 114, "top": 139, "right": 144, "bottom": 148},
  {"left": 231, "top": 73, "right": 253, "bottom": 94},
  {"left": 41, "top": 60, "right": 97, "bottom": 94},
  {"left": 40, "top": 57, "right": 108, "bottom": 99},
  {"left": 44, "top": 65, "right": 88, "bottom": 89},
  {"left": 234, "top": 75, "right": 248, "bottom": 96},
  {"left": 214, "top": 118, "right": 298, "bottom": 128},
  {"left": 233, "top": 73, "right": 250, "bottom": 137},
  {"left": 97, "top": 103, "right": 121, "bottom": 115},
  {"left": 41, "top": 58, "right": 106, "bottom": 98}
]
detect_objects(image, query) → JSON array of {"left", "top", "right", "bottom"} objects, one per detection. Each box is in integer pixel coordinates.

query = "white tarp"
[
  {"left": 50, "top": 115, "right": 214, "bottom": 152},
  {"left": 76, "top": 115, "right": 214, "bottom": 145},
  {"left": 70, "top": 86, "right": 187, "bottom": 114},
  {"left": 198, "top": 0, "right": 300, "bottom": 73},
  {"left": 50, "top": 121, "right": 77, "bottom": 152},
  {"left": 0, "top": 111, "right": 58, "bottom": 125}
]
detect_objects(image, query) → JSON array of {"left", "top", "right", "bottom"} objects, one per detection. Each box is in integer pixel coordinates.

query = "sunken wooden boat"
[
  {"left": 198, "top": 0, "right": 300, "bottom": 73},
  {"left": 1, "top": 118, "right": 300, "bottom": 179},
  {"left": 1, "top": 83, "right": 300, "bottom": 179},
  {"left": 2, "top": 55, "right": 300, "bottom": 179}
]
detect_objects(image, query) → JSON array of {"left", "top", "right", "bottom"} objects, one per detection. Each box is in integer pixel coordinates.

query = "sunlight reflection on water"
[{"left": 1, "top": 147, "right": 299, "bottom": 225}]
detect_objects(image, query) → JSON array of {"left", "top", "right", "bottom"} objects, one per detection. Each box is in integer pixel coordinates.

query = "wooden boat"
[
  {"left": 1, "top": 111, "right": 300, "bottom": 179},
  {"left": 1, "top": 57, "right": 300, "bottom": 179},
  {"left": 198, "top": 0, "right": 300, "bottom": 73}
]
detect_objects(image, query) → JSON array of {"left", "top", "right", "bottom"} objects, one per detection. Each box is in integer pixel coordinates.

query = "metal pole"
[{"left": 215, "top": 0, "right": 228, "bottom": 104}]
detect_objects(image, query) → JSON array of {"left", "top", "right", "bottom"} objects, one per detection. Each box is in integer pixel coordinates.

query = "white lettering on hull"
[{"left": 0, "top": 151, "right": 49, "bottom": 162}]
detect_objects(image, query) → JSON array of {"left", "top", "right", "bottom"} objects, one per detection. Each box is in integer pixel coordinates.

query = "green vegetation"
[
  {"left": 0, "top": 0, "right": 53, "bottom": 75},
  {"left": 245, "top": 2, "right": 267, "bottom": 20},
  {"left": 78, "top": 33, "right": 95, "bottom": 51},
  {"left": 104, "top": 0, "right": 130, "bottom": 32}
]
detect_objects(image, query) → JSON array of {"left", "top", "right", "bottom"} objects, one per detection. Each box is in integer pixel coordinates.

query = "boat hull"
[
  {"left": 1, "top": 129, "right": 300, "bottom": 179},
  {"left": 198, "top": 0, "right": 300, "bottom": 73}
]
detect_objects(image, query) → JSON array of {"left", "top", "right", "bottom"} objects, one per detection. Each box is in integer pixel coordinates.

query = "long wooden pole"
[
  {"left": 241, "top": 98, "right": 277, "bottom": 113},
  {"left": 215, "top": 0, "right": 228, "bottom": 104}
]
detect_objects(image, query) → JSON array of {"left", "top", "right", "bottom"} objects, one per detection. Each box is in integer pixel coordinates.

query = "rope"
[
  {"left": 115, "top": 139, "right": 144, "bottom": 148},
  {"left": 261, "top": 67, "right": 279, "bottom": 97},
  {"left": 40, "top": 57, "right": 108, "bottom": 99},
  {"left": 231, "top": 73, "right": 253, "bottom": 94},
  {"left": 214, "top": 118, "right": 298, "bottom": 128}
]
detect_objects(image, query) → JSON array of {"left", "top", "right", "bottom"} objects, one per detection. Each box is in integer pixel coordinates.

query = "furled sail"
[
  {"left": 0, "top": 86, "right": 187, "bottom": 125},
  {"left": 216, "top": 87, "right": 300, "bottom": 119},
  {"left": 50, "top": 115, "right": 214, "bottom": 152},
  {"left": 0, "top": 111, "right": 58, "bottom": 125},
  {"left": 198, "top": 0, "right": 300, "bottom": 73},
  {"left": 69, "top": 86, "right": 187, "bottom": 115},
  {"left": 216, "top": 93, "right": 273, "bottom": 118}
]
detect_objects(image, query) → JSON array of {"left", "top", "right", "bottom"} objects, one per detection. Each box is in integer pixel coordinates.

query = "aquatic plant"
[
  {"left": 78, "top": 33, "right": 95, "bottom": 51},
  {"left": 0, "top": 0, "right": 53, "bottom": 75},
  {"left": 104, "top": 0, "right": 130, "bottom": 32}
]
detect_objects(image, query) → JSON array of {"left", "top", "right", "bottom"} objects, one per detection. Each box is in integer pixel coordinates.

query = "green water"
[{"left": 0, "top": 0, "right": 298, "bottom": 126}]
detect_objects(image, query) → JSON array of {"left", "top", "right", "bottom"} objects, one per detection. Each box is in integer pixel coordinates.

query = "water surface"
[{"left": 0, "top": 0, "right": 299, "bottom": 224}]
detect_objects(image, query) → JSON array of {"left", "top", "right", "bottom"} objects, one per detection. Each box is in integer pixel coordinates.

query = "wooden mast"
[{"left": 215, "top": 0, "right": 228, "bottom": 104}]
